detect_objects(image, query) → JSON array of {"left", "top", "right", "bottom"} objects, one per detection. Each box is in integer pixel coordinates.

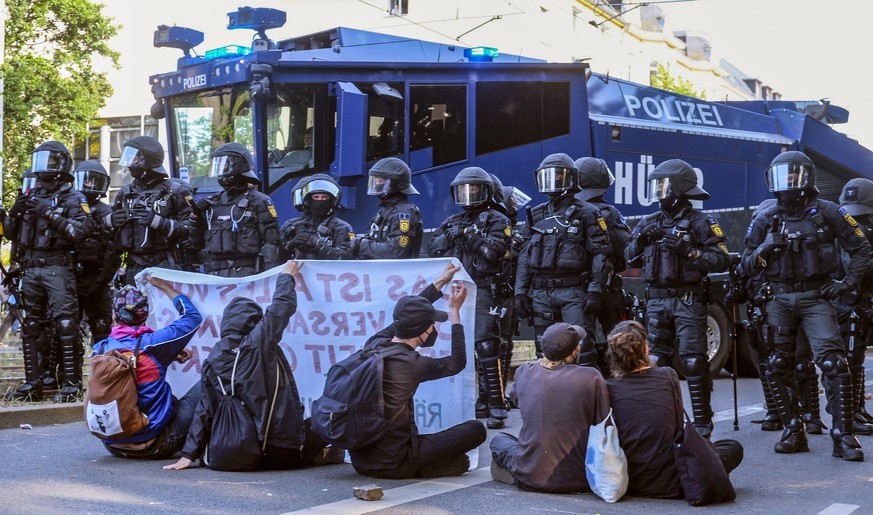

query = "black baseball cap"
[
  {"left": 393, "top": 296, "right": 449, "bottom": 338},
  {"left": 541, "top": 323, "right": 586, "bottom": 361}
]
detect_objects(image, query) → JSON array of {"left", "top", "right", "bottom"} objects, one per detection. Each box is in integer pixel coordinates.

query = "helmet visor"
[
  {"left": 31, "top": 150, "right": 67, "bottom": 174},
  {"left": 209, "top": 155, "right": 235, "bottom": 178},
  {"left": 21, "top": 175, "right": 38, "bottom": 194},
  {"left": 73, "top": 170, "right": 110, "bottom": 195},
  {"left": 367, "top": 174, "right": 389, "bottom": 196},
  {"left": 119, "top": 146, "right": 146, "bottom": 169},
  {"left": 509, "top": 188, "right": 532, "bottom": 208},
  {"left": 453, "top": 183, "right": 488, "bottom": 206},
  {"left": 767, "top": 163, "right": 814, "bottom": 192},
  {"left": 647, "top": 177, "right": 673, "bottom": 202},
  {"left": 302, "top": 179, "right": 340, "bottom": 199},
  {"left": 536, "top": 167, "right": 574, "bottom": 193}
]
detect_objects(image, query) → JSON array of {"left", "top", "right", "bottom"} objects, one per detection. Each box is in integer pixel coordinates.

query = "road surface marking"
[
  {"left": 284, "top": 466, "right": 492, "bottom": 515},
  {"left": 818, "top": 503, "right": 859, "bottom": 515},
  {"left": 713, "top": 403, "right": 764, "bottom": 423}
]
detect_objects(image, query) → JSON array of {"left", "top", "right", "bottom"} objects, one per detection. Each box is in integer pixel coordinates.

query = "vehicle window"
[
  {"left": 363, "top": 82, "right": 405, "bottom": 161},
  {"left": 169, "top": 85, "right": 253, "bottom": 189},
  {"left": 410, "top": 84, "right": 467, "bottom": 166},
  {"left": 476, "top": 81, "right": 570, "bottom": 155}
]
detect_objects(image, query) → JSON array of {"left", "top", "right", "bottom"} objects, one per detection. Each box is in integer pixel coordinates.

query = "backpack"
[
  {"left": 85, "top": 337, "right": 149, "bottom": 440},
  {"left": 311, "top": 341, "right": 406, "bottom": 450},
  {"left": 203, "top": 350, "right": 280, "bottom": 471}
]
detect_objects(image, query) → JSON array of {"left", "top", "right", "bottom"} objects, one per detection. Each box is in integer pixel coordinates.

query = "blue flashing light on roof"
[
  {"left": 464, "top": 46, "right": 499, "bottom": 62},
  {"left": 205, "top": 44, "right": 251, "bottom": 61}
]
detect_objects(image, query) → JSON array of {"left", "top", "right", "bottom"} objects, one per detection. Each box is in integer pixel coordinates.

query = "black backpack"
[
  {"left": 203, "top": 350, "right": 280, "bottom": 471},
  {"left": 311, "top": 341, "right": 406, "bottom": 450}
]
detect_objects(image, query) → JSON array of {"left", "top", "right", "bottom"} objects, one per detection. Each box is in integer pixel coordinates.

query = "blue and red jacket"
[{"left": 93, "top": 294, "right": 202, "bottom": 444}]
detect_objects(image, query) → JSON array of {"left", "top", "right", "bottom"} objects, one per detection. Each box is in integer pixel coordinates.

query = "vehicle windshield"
[
  {"left": 266, "top": 83, "right": 326, "bottom": 190},
  {"left": 169, "top": 85, "right": 253, "bottom": 189}
]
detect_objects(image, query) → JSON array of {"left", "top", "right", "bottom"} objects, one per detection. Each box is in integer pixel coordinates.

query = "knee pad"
[
  {"left": 475, "top": 339, "right": 500, "bottom": 359},
  {"left": 820, "top": 353, "right": 849, "bottom": 380},
  {"left": 650, "top": 353, "right": 670, "bottom": 367},
  {"left": 55, "top": 317, "right": 78, "bottom": 339},
  {"left": 794, "top": 359, "right": 816, "bottom": 382},
  {"left": 767, "top": 351, "right": 791, "bottom": 376},
  {"left": 91, "top": 319, "right": 110, "bottom": 338},
  {"left": 683, "top": 355, "right": 707, "bottom": 377},
  {"left": 22, "top": 318, "right": 42, "bottom": 338}
]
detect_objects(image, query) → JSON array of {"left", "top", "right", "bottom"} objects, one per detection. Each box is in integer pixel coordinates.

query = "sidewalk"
[{"left": 0, "top": 401, "right": 84, "bottom": 429}]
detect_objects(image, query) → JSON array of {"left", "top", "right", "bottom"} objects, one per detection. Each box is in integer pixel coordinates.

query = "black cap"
[
  {"left": 393, "top": 296, "right": 449, "bottom": 338},
  {"left": 541, "top": 323, "right": 585, "bottom": 361}
]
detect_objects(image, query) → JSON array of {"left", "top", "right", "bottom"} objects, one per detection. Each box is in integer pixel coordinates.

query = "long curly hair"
[{"left": 607, "top": 320, "right": 650, "bottom": 378}]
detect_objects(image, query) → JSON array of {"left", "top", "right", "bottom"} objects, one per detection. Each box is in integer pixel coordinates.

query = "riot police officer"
[
  {"left": 189, "top": 143, "right": 280, "bottom": 276},
  {"left": 626, "top": 159, "right": 729, "bottom": 436},
  {"left": 73, "top": 160, "right": 118, "bottom": 345},
  {"left": 429, "top": 167, "right": 512, "bottom": 429},
  {"left": 514, "top": 153, "right": 612, "bottom": 364},
  {"left": 280, "top": 173, "right": 354, "bottom": 260},
  {"left": 4, "top": 141, "right": 92, "bottom": 402},
  {"left": 575, "top": 157, "right": 631, "bottom": 372},
  {"left": 741, "top": 151, "right": 870, "bottom": 461},
  {"left": 352, "top": 158, "right": 422, "bottom": 259},
  {"left": 832, "top": 178, "right": 873, "bottom": 434},
  {"left": 109, "top": 136, "right": 193, "bottom": 284}
]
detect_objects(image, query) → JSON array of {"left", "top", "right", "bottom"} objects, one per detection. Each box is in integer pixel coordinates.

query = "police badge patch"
[
  {"left": 267, "top": 203, "right": 278, "bottom": 218},
  {"left": 399, "top": 235, "right": 410, "bottom": 247},
  {"left": 399, "top": 212, "right": 411, "bottom": 232},
  {"left": 80, "top": 203, "right": 91, "bottom": 214},
  {"left": 708, "top": 218, "right": 724, "bottom": 237},
  {"left": 597, "top": 217, "right": 608, "bottom": 231},
  {"left": 504, "top": 225, "right": 511, "bottom": 237}
]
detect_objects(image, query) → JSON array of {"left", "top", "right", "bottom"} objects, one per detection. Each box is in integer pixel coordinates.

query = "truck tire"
[{"left": 705, "top": 303, "right": 731, "bottom": 377}]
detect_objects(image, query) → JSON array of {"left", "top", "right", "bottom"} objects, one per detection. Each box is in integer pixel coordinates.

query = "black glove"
[
  {"left": 446, "top": 225, "right": 466, "bottom": 241},
  {"left": 130, "top": 203, "right": 155, "bottom": 225},
  {"left": 291, "top": 230, "right": 315, "bottom": 250},
  {"left": 191, "top": 197, "right": 214, "bottom": 215},
  {"left": 723, "top": 286, "right": 748, "bottom": 307},
  {"left": 351, "top": 236, "right": 363, "bottom": 257},
  {"left": 26, "top": 196, "right": 54, "bottom": 217},
  {"left": 2, "top": 267, "right": 21, "bottom": 288},
  {"left": 583, "top": 291, "right": 602, "bottom": 314},
  {"left": 639, "top": 224, "right": 663, "bottom": 243},
  {"left": 662, "top": 234, "right": 693, "bottom": 256},
  {"left": 821, "top": 279, "right": 854, "bottom": 301},
  {"left": 514, "top": 294, "right": 532, "bottom": 319},
  {"left": 756, "top": 231, "right": 786, "bottom": 261},
  {"left": 8, "top": 194, "right": 29, "bottom": 218},
  {"left": 110, "top": 209, "right": 129, "bottom": 229}
]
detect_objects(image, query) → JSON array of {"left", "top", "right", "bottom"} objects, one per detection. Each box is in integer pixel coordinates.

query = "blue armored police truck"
[{"left": 148, "top": 7, "right": 873, "bottom": 376}]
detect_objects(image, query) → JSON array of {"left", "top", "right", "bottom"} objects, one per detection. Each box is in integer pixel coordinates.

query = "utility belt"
[
  {"left": 205, "top": 256, "right": 260, "bottom": 273},
  {"left": 475, "top": 274, "right": 514, "bottom": 298},
  {"left": 20, "top": 251, "right": 74, "bottom": 268},
  {"left": 766, "top": 279, "right": 829, "bottom": 295},
  {"left": 531, "top": 273, "right": 590, "bottom": 289},
  {"left": 645, "top": 285, "right": 701, "bottom": 300}
]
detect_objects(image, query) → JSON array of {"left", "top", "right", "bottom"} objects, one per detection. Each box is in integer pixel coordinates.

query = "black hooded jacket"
[{"left": 180, "top": 273, "right": 305, "bottom": 461}]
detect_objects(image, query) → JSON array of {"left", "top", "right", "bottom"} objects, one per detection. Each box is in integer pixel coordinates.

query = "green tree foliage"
[
  {"left": 650, "top": 64, "right": 706, "bottom": 100},
  {"left": 2, "top": 0, "right": 120, "bottom": 204}
]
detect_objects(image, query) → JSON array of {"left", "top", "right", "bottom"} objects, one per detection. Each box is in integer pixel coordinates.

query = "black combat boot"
[
  {"left": 6, "top": 334, "right": 43, "bottom": 401},
  {"left": 53, "top": 322, "right": 82, "bottom": 403},
  {"left": 797, "top": 361, "right": 828, "bottom": 435},
  {"left": 830, "top": 372, "right": 864, "bottom": 462},
  {"left": 481, "top": 355, "right": 508, "bottom": 429},
  {"left": 775, "top": 419, "right": 809, "bottom": 453}
]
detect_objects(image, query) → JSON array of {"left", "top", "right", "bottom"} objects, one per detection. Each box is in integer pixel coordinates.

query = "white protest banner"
[{"left": 139, "top": 258, "right": 477, "bottom": 435}]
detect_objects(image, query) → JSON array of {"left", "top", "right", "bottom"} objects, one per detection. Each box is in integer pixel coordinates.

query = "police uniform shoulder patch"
[
  {"left": 349, "top": 232, "right": 356, "bottom": 240},
  {"left": 855, "top": 227, "right": 865, "bottom": 239},
  {"left": 399, "top": 212, "right": 411, "bottom": 233},
  {"left": 596, "top": 217, "right": 608, "bottom": 232},
  {"left": 399, "top": 235, "right": 410, "bottom": 248},
  {"left": 504, "top": 225, "right": 512, "bottom": 237},
  {"left": 708, "top": 217, "right": 724, "bottom": 238},
  {"left": 81, "top": 203, "right": 91, "bottom": 214},
  {"left": 839, "top": 207, "right": 859, "bottom": 227},
  {"left": 267, "top": 202, "right": 278, "bottom": 218},
  {"left": 718, "top": 242, "right": 729, "bottom": 253}
]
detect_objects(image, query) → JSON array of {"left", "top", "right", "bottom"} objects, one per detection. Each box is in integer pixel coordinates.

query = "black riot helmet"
[
  {"left": 574, "top": 157, "right": 615, "bottom": 201},
  {"left": 535, "top": 153, "right": 578, "bottom": 195},
  {"left": 120, "top": 136, "right": 167, "bottom": 179},
  {"left": 489, "top": 173, "right": 505, "bottom": 206},
  {"left": 210, "top": 143, "right": 259, "bottom": 186},
  {"left": 367, "top": 157, "right": 419, "bottom": 198},
  {"left": 646, "top": 159, "right": 709, "bottom": 202},
  {"left": 450, "top": 167, "right": 493, "bottom": 208},
  {"left": 301, "top": 173, "right": 341, "bottom": 211},
  {"left": 840, "top": 177, "right": 873, "bottom": 217},
  {"left": 31, "top": 141, "right": 73, "bottom": 181},
  {"left": 73, "top": 160, "right": 111, "bottom": 199},
  {"left": 766, "top": 151, "right": 817, "bottom": 194},
  {"left": 21, "top": 168, "right": 37, "bottom": 194}
]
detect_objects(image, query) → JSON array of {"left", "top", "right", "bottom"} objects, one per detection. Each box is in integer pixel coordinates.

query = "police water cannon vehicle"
[{"left": 148, "top": 6, "right": 873, "bottom": 376}]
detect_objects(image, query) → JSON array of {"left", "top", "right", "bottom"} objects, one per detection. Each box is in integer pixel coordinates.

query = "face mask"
[
  {"left": 309, "top": 199, "right": 333, "bottom": 217},
  {"left": 130, "top": 168, "right": 147, "bottom": 181},
  {"left": 419, "top": 327, "right": 438, "bottom": 348},
  {"left": 38, "top": 177, "right": 62, "bottom": 192}
]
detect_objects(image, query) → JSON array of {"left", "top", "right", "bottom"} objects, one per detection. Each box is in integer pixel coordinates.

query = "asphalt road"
[{"left": 2, "top": 366, "right": 872, "bottom": 515}]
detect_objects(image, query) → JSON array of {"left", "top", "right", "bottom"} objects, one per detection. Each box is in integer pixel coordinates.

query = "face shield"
[
  {"left": 536, "top": 167, "right": 574, "bottom": 193},
  {"left": 767, "top": 163, "right": 813, "bottom": 192},
  {"left": 453, "top": 183, "right": 488, "bottom": 207},
  {"left": 119, "top": 146, "right": 147, "bottom": 169},
  {"left": 21, "top": 174, "right": 38, "bottom": 194},
  {"left": 646, "top": 177, "right": 674, "bottom": 202},
  {"left": 31, "top": 150, "right": 68, "bottom": 174},
  {"left": 302, "top": 179, "right": 340, "bottom": 200},
  {"left": 209, "top": 154, "right": 248, "bottom": 178},
  {"left": 367, "top": 174, "right": 390, "bottom": 196},
  {"left": 509, "top": 188, "right": 532, "bottom": 209},
  {"left": 73, "top": 170, "right": 110, "bottom": 195}
]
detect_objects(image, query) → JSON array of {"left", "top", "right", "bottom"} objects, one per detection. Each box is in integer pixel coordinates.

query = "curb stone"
[{"left": 0, "top": 402, "right": 84, "bottom": 429}]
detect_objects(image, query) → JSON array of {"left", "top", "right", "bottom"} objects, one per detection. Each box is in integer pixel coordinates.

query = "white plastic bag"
[{"left": 585, "top": 409, "right": 629, "bottom": 503}]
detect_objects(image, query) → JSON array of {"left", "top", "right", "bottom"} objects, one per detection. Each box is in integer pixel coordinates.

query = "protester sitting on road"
[
  {"left": 606, "top": 320, "right": 743, "bottom": 498},
  {"left": 99, "top": 277, "right": 203, "bottom": 459},
  {"left": 489, "top": 323, "right": 610, "bottom": 493},
  {"left": 163, "top": 260, "right": 345, "bottom": 471},
  {"left": 349, "top": 262, "right": 486, "bottom": 479}
]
